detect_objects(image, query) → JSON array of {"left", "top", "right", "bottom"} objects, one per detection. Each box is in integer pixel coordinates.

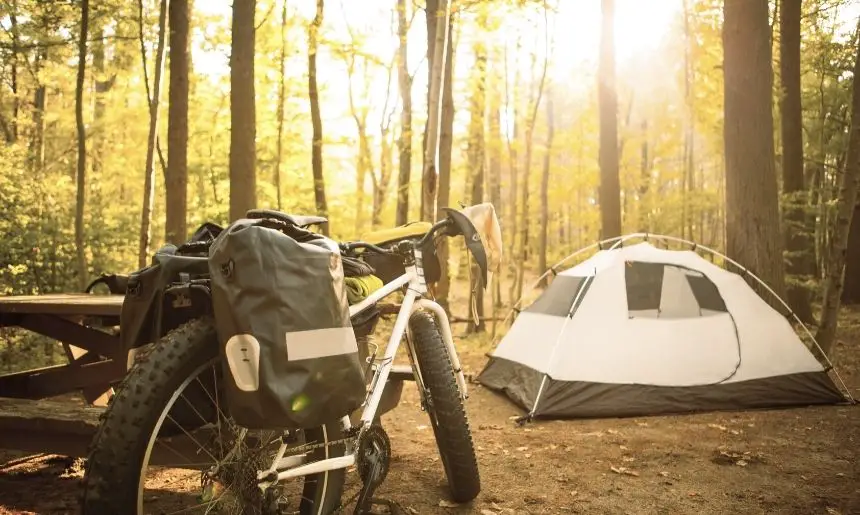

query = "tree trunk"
[
  {"left": 138, "top": 0, "right": 169, "bottom": 268},
  {"left": 9, "top": 3, "right": 18, "bottom": 143},
  {"left": 467, "top": 38, "right": 486, "bottom": 333},
  {"left": 420, "top": 0, "right": 450, "bottom": 223},
  {"left": 435, "top": 16, "right": 455, "bottom": 312},
  {"left": 229, "top": 0, "right": 257, "bottom": 222},
  {"left": 166, "top": 0, "right": 190, "bottom": 244},
  {"left": 515, "top": 7, "right": 550, "bottom": 302},
  {"left": 538, "top": 86, "right": 554, "bottom": 288},
  {"left": 309, "top": 0, "right": 329, "bottom": 234},
  {"left": 816, "top": 24, "right": 860, "bottom": 357},
  {"left": 598, "top": 0, "right": 622, "bottom": 239},
  {"left": 487, "top": 48, "right": 504, "bottom": 323},
  {"left": 346, "top": 54, "right": 371, "bottom": 234},
  {"left": 779, "top": 0, "right": 814, "bottom": 321},
  {"left": 75, "top": 0, "right": 90, "bottom": 289},
  {"left": 275, "top": 0, "right": 287, "bottom": 211},
  {"left": 638, "top": 118, "right": 650, "bottom": 231},
  {"left": 505, "top": 39, "right": 521, "bottom": 305},
  {"left": 683, "top": 0, "right": 695, "bottom": 240},
  {"left": 722, "top": 0, "right": 786, "bottom": 302},
  {"left": 395, "top": 0, "right": 412, "bottom": 226}
]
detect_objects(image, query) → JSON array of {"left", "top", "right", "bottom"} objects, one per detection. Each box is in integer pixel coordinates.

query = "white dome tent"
[{"left": 477, "top": 234, "right": 853, "bottom": 420}]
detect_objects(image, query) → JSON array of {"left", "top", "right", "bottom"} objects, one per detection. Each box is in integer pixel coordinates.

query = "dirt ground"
[{"left": 1, "top": 299, "right": 858, "bottom": 514}]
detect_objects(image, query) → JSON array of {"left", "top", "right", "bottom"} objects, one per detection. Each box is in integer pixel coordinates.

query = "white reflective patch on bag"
[
  {"left": 286, "top": 327, "right": 359, "bottom": 361},
  {"left": 224, "top": 334, "right": 261, "bottom": 391}
]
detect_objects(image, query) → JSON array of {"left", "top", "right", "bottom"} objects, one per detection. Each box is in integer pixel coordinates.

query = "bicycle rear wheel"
[{"left": 81, "top": 317, "right": 346, "bottom": 514}]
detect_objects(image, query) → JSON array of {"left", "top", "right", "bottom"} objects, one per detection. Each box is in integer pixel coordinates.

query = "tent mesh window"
[{"left": 624, "top": 261, "right": 727, "bottom": 319}]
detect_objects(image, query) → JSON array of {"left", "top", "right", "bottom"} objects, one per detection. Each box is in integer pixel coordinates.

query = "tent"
[{"left": 478, "top": 236, "right": 851, "bottom": 419}]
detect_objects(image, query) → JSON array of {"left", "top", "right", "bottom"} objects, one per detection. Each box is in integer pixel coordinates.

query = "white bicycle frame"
[{"left": 256, "top": 248, "right": 468, "bottom": 489}]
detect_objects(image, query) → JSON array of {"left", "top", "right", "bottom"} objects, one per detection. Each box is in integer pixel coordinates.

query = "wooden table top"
[{"left": 0, "top": 294, "right": 125, "bottom": 317}]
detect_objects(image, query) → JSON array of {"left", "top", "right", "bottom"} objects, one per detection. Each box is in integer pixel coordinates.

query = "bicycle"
[{"left": 80, "top": 204, "right": 500, "bottom": 514}]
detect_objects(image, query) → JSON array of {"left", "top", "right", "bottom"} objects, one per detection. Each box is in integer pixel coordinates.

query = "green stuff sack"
[{"left": 208, "top": 218, "right": 366, "bottom": 429}]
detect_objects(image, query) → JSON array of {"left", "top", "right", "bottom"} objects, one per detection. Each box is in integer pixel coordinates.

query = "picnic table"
[
  {"left": 0, "top": 292, "right": 127, "bottom": 457},
  {"left": 0, "top": 290, "right": 414, "bottom": 460}
]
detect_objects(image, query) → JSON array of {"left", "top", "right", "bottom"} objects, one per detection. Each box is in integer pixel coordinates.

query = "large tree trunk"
[
  {"left": 538, "top": 86, "right": 554, "bottom": 288},
  {"left": 309, "top": 0, "right": 329, "bottom": 234},
  {"left": 395, "top": 0, "right": 412, "bottom": 226},
  {"left": 166, "top": 0, "right": 190, "bottom": 244},
  {"left": 229, "top": 0, "right": 257, "bottom": 222},
  {"left": 75, "top": 0, "right": 90, "bottom": 289},
  {"left": 138, "top": 0, "right": 169, "bottom": 268},
  {"left": 466, "top": 38, "right": 487, "bottom": 333},
  {"left": 722, "top": 0, "right": 786, "bottom": 301},
  {"left": 420, "top": 0, "right": 450, "bottom": 223},
  {"left": 779, "top": 0, "right": 814, "bottom": 321},
  {"left": 598, "top": 0, "right": 622, "bottom": 239},
  {"left": 275, "top": 0, "right": 287, "bottom": 211},
  {"left": 816, "top": 24, "right": 860, "bottom": 357}
]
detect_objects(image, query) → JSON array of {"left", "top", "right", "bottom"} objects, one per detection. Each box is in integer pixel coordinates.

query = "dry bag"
[{"left": 208, "top": 218, "right": 366, "bottom": 429}]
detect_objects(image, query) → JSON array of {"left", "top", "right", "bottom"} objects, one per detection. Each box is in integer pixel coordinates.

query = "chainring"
[{"left": 356, "top": 424, "right": 391, "bottom": 488}]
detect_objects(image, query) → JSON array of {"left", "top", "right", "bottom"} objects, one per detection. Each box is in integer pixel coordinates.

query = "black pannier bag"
[
  {"left": 120, "top": 222, "right": 223, "bottom": 355},
  {"left": 208, "top": 218, "right": 366, "bottom": 430}
]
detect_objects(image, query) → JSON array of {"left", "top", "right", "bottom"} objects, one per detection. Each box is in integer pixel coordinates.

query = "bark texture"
[
  {"left": 395, "top": 0, "right": 412, "bottom": 226},
  {"left": 75, "top": 0, "right": 90, "bottom": 289},
  {"left": 229, "top": 0, "right": 257, "bottom": 222},
  {"left": 166, "top": 0, "right": 189, "bottom": 244},
  {"left": 816, "top": 23, "right": 860, "bottom": 356},
  {"left": 598, "top": 0, "right": 622, "bottom": 239},
  {"left": 308, "top": 0, "right": 329, "bottom": 234},
  {"left": 779, "top": 0, "right": 814, "bottom": 321},
  {"left": 722, "top": 0, "right": 786, "bottom": 302}
]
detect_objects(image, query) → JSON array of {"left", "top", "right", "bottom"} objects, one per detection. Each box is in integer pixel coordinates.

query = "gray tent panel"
[
  {"left": 478, "top": 356, "right": 846, "bottom": 419},
  {"left": 524, "top": 275, "right": 589, "bottom": 317}
]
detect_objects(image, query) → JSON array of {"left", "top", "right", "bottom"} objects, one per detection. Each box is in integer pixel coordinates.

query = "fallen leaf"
[
  {"left": 826, "top": 508, "right": 842, "bottom": 515},
  {"left": 622, "top": 456, "right": 636, "bottom": 462},
  {"left": 491, "top": 502, "right": 504, "bottom": 510},
  {"left": 416, "top": 425, "right": 429, "bottom": 430},
  {"left": 836, "top": 473, "right": 845, "bottom": 478},
  {"left": 610, "top": 466, "right": 640, "bottom": 477},
  {"left": 607, "top": 429, "right": 620, "bottom": 435},
  {"left": 659, "top": 471, "right": 669, "bottom": 477},
  {"left": 516, "top": 446, "right": 529, "bottom": 452},
  {"left": 439, "top": 499, "right": 460, "bottom": 508},
  {"left": 708, "top": 424, "right": 727, "bottom": 431},
  {"left": 525, "top": 453, "right": 532, "bottom": 458},
  {"left": 479, "top": 424, "right": 503, "bottom": 430},
  {"left": 480, "top": 510, "right": 498, "bottom": 515},
  {"left": 549, "top": 444, "right": 559, "bottom": 450},
  {"left": 407, "top": 508, "right": 418, "bottom": 515},
  {"left": 736, "top": 460, "right": 748, "bottom": 467},
  {"left": 570, "top": 490, "right": 578, "bottom": 497},
  {"left": 730, "top": 430, "right": 740, "bottom": 435},
  {"left": 619, "top": 445, "right": 629, "bottom": 451}
]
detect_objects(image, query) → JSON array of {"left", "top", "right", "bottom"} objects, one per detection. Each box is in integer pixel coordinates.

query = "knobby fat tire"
[
  {"left": 79, "top": 316, "right": 345, "bottom": 514},
  {"left": 409, "top": 311, "right": 481, "bottom": 503}
]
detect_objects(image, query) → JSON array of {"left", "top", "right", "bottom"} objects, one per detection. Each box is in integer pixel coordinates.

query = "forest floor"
[{"left": 0, "top": 284, "right": 858, "bottom": 514}]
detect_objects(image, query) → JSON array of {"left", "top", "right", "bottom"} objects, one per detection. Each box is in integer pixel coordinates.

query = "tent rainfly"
[{"left": 478, "top": 238, "right": 851, "bottom": 420}]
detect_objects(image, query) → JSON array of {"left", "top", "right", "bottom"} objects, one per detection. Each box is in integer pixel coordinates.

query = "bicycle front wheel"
[{"left": 409, "top": 311, "right": 481, "bottom": 503}]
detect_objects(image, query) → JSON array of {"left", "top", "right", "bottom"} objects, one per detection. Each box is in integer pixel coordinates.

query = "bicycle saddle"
[{"left": 246, "top": 209, "right": 328, "bottom": 228}]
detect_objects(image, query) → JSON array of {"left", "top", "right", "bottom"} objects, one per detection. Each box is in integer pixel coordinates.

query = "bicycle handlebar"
[{"left": 340, "top": 219, "right": 453, "bottom": 256}]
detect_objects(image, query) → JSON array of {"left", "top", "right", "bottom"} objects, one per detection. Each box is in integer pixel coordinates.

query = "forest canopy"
[{"left": 0, "top": 0, "right": 859, "bottom": 365}]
